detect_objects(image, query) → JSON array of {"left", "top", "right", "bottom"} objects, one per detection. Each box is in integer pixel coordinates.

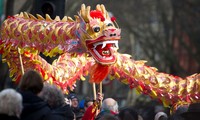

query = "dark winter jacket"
[
  {"left": 19, "top": 91, "right": 51, "bottom": 120},
  {"left": 0, "top": 114, "right": 20, "bottom": 120},
  {"left": 43, "top": 105, "right": 74, "bottom": 120}
]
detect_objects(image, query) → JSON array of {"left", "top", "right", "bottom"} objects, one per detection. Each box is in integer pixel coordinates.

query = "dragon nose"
[
  {"left": 110, "top": 33, "right": 117, "bottom": 37},
  {"left": 105, "top": 28, "right": 121, "bottom": 38}
]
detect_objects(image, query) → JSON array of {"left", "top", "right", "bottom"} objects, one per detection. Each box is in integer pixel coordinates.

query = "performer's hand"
[
  {"left": 97, "top": 92, "right": 104, "bottom": 102},
  {"left": 65, "top": 98, "right": 72, "bottom": 106}
]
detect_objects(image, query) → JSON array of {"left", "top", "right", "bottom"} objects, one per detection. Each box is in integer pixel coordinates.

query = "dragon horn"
[
  {"left": 101, "top": 4, "right": 110, "bottom": 19},
  {"left": 96, "top": 4, "right": 101, "bottom": 11},
  {"left": 80, "top": 4, "right": 91, "bottom": 23},
  {"left": 101, "top": 4, "right": 109, "bottom": 19},
  {"left": 100, "top": 4, "right": 106, "bottom": 15},
  {"left": 80, "top": 4, "right": 86, "bottom": 17},
  {"left": 86, "top": 5, "right": 91, "bottom": 22},
  {"left": 96, "top": 4, "right": 102, "bottom": 14},
  {"left": 96, "top": 4, "right": 109, "bottom": 19}
]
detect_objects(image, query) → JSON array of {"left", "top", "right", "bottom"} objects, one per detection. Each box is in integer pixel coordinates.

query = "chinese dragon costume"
[{"left": 0, "top": 4, "right": 199, "bottom": 110}]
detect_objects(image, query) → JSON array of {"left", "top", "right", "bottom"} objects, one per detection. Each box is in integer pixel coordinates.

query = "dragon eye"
[
  {"left": 107, "top": 23, "right": 113, "bottom": 27},
  {"left": 93, "top": 26, "right": 100, "bottom": 32}
]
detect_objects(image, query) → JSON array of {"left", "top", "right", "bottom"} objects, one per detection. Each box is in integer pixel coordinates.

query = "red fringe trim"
[{"left": 89, "top": 63, "right": 111, "bottom": 83}]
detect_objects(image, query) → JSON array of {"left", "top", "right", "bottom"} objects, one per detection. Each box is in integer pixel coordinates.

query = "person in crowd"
[
  {"left": 168, "top": 105, "right": 188, "bottom": 120},
  {"left": 79, "top": 99, "right": 85, "bottom": 112},
  {"left": 101, "top": 98, "right": 119, "bottom": 114},
  {"left": 18, "top": 69, "right": 51, "bottom": 120},
  {"left": 79, "top": 96, "right": 96, "bottom": 112},
  {"left": 75, "top": 97, "right": 91, "bottom": 120},
  {"left": 181, "top": 102, "right": 200, "bottom": 120},
  {"left": 68, "top": 93, "right": 81, "bottom": 119},
  {"left": 76, "top": 97, "right": 94, "bottom": 120},
  {"left": 82, "top": 92, "right": 104, "bottom": 120},
  {"left": 154, "top": 111, "right": 168, "bottom": 120},
  {"left": 0, "top": 88, "right": 23, "bottom": 120},
  {"left": 68, "top": 93, "right": 79, "bottom": 108},
  {"left": 84, "top": 97, "right": 94, "bottom": 111},
  {"left": 76, "top": 96, "right": 94, "bottom": 120},
  {"left": 40, "top": 83, "right": 75, "bottom": 120},
  {"left": 76, "top": 112, "right": 84, "bottom": 120},
  {"left": 95, "top": 98, "right": 119, "bottom": 120},
  {"left": 98, "top": 114, "right": 119, "bottom": 120},
  {"left": 118, "top": 107, "right": 143, "bottom": 120}
]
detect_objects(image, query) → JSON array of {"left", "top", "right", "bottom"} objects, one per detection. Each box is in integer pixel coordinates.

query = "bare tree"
[
  {"left": 1, "top": 1, "right": 199, "bottom": 109},
  {"left": 171, "top": 0, "right": 200, "bottom": 76}
]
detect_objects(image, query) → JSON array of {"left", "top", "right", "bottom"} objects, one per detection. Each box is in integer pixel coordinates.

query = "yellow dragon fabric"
[{"left": 0, "top": 4, "right": 199, "bottom": 110}]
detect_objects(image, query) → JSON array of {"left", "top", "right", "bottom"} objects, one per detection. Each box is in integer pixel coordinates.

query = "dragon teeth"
[
  {"left": 102, "top": 42, "right": 106, "bottom": 48},
  {"left": 102, "top": 50, "right": 110, "bottom": 55},
  {"left": 115, "top": 42, "right": 119, "bottom": 49},
  {"left": 93, "top": 40, "right": 119, "bottom": 49}
]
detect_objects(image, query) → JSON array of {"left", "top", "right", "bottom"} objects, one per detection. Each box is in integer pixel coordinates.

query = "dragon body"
[{"left": 0, "top": 4, "right": 199, "bottom": 109}]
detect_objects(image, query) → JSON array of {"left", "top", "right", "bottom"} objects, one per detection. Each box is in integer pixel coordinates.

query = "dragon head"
[{"left": 77, "top": 4, "right": 121, "bottom": 65}]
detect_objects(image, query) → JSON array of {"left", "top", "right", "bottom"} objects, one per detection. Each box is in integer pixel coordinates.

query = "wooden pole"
[
  {"left": 18, "top": 48, "right": 24, "bottom": 75},
  {"left": 99, "top": 82, "right": 102, "bottom": 107},
  {"left": 93, "top": 83, "right": 96, "bottom": 100}
]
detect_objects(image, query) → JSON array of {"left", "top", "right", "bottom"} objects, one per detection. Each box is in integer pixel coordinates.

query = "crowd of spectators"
[{"left": 0, "top": 69, "right": 200, "bottom": 120}]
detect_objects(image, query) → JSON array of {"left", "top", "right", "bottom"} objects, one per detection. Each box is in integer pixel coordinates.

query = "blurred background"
[{"left": 0, "top": 0, "right": 200, "bottom": 119}]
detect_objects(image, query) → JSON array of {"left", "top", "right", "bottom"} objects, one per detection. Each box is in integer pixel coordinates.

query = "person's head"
[
  {"left": 68, "top": 93, "right": 79, "bottom": 108},
  {"left": 169, "top": 105, "right": 188, "bottom": 120},
  {"left": 181, "top": 102, "right": 200, "bottom": 120},
  {"left": 39, "top": 83, "right": 65, "bottom": 109},
  {"left": 98, "top": 114, "right": 119, "bottom": 120},
  {"left": 154, "top": 112, "right": 168, "bottom": 120},
  {"left": 0, "top": 88, "right": 23, "bottom": 118},
  {"left": 102, "top": 98, "right": 119, "bottom": 114},
  {"left": 76, "top": 112, "right": 84, "bottom": 120},
  {"left": 18, "top": 69, "right": 43, "bottom": 94},
  {"left": 118, "top": 107, "right": 139, "bottom": 120},
  {"left": 84, "top": 97, "right": 93, "bottom": 111}
]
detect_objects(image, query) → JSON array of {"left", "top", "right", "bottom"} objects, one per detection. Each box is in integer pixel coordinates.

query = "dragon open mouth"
[
  {"left": 93, "top": 41, "right": 118, "bottom": 59},
  {"left": 86, "top": 40, "right": 119, "bottom": 64}
]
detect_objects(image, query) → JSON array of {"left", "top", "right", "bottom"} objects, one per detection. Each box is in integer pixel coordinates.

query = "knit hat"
[
  {"left": 181, "top": 102, "right": 200, "bottom": 119},
  {"left": 68, "top": 93, "right": 78, "bottom": 100}
]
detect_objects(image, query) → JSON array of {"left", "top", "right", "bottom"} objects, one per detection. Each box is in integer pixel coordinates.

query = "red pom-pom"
[
  {"left": 111, "top": 16, "right": 116, "bottom": 22},
  {"left": 101, "top": 17, "right": 105, "bottom": 21},
  {"left": 90, "top": 10, "right": 105, "bottom": 21}
]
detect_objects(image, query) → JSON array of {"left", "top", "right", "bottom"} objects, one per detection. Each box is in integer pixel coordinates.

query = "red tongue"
[{"left": 95, "top": 44, "right": 112, "bottom": 56}]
